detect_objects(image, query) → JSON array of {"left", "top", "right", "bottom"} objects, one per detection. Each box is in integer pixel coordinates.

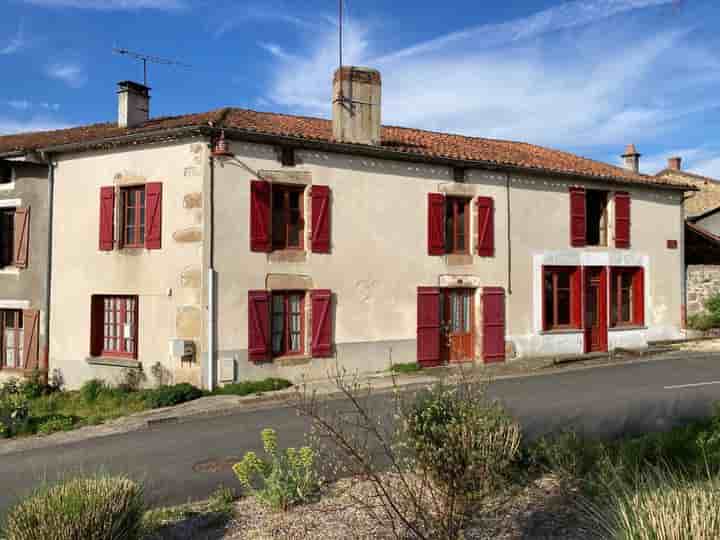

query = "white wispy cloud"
[
  {"left": 0, "top": 23, "right": 28, "bottom": 55},
  {"left": 21, "top": 0, "right": 185, "bottom": 9},
  {"left": 4, "top": 100, "right": 60, "bottom": 112},
  {"left": 46, "top": 62, "right": 87, "bottom": 88},
  {"left": 213, "top": 4, "right": 323, "bottom": 37},
  {"left": 0, "top": 117, "right": 70, "bottom": 136}
]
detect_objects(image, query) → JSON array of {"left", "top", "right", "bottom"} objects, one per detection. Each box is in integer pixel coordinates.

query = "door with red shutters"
[
  {"left": 441, "top": 288, "right": 474, "bottom": 363},
  {"left": 482, "top": 287, "right": 506, "bottom": 363},
  {"left": 584, "top": 267, "right": 608, "bottom": 353}
]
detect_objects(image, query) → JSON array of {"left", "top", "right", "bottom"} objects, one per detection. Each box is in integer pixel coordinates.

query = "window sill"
[
  {"left": 0, "top": 267, "right": 20, "bottom": 276},
  {"left": 541, "top": 328, "right": 583, "bottom": 335},
  {"left": 268, "top": 250, "right": 307, "bottom": 263},
  {"left": 86, "top": 357, "right": 141, "bottom": 369},
  {"left": 609, "top": 325, "right": 647, "bottom": 332},
  {"left": 275, "top": 354, "right": 311, "bottom": 367},
  {"left": 0, "top": 182, "right": 16, "bottom": 192}
]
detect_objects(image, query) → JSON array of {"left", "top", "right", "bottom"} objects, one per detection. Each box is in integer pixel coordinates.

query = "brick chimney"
[
  {"left": 622, "top": 144, "right": 641, "bottom": 173},
  {"left": 332, "top": 66, "right": 381, "bottom": 145},
  {"left": 117, "top": 81, "right": 150, "bottom": 128},
  {"left": 668, "top": 156, "right": 682, "bottom": 171}
]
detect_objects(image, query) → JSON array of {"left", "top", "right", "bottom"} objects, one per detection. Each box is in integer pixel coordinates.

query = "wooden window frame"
[
  {"left": 585, "top": 190, "right": 609, "bottom": 247},
  {"left": 0, "top": 208, "right": 15, "bottom": 268},
  {"left": 120, "top": 186, "right": 146, "bottom": 248},
  {"left": 271, "top": 291, "right": 305, "bottom": 358},
  {"left": 610, "top": 267, "right": 642, "bottom": 327},
  {"left": 445, "top": 196, "right": 470, "bottom": 254},
  {"left": 543, "top": 266, "right": 581, "bottom": 331},
  {"left": 272, "top": 184, "right": 305, "bottom": 251},
  {"left": 0, "top": 309, "right": 23, "bottom": 370},
  {"left": 97, "top": 295, "right": 139, "bottom": 359}
]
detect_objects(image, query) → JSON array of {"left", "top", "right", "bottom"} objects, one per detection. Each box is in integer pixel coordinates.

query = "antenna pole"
[{"left": 339, "top": 0, "right": 343, "bottom": 69}]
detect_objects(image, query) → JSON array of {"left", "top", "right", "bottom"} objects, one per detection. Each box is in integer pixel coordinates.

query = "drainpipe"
[
  {"left": 680, "top": 192, "right": 687, "bottom": 332},
  {"left": 42, "top": 154, "right": 55, "bottom": 379},
  {"left": 506, "top": 172, "right": 512, "bottom": 296},
  {"left": 207, "top": 146, "right": 216, "bottom": 392}
]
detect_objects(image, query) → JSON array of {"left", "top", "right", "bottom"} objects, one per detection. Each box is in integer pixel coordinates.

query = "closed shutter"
[
  {"left": 250, "top": 180, "right": 272, "bottom": 252},
  {"left": 615, "top": 192, "right": 631, "bottom": 249},
  {"left": 145, "top": 182, "right": 163, "bottom": 250},
  {"left": 89, "top": 296, "right": 104, "bottom": 357},
  {"left": 417, "top": 287, "right": 441, "bottom": 366},
  {"left": 428, "top": 193, "right": 445, "bottom": 255},
  {"left": 477, "top": 196, "right": 494, "bottom": 257},
  {"left": 311, "top": 289, "right": 333, "bottom": 357},
  {"left": 482, "top": 287, "right": 506, "bottom": 363},
  {"left": 14, "top": 207, "right": 29, "bottom": 268},
  {"left": 248, "top": 290, "right": 271, "bottom": 362},
  {"left": 99, "top": 186, "right": 115, "bottom": 251},
  {"left": 311, "top": 185, "right": 331, "bottom": 254},
  {"left": 22, "top": 310, "right": 39, "bottom": 370},
  {"left": 570, "top": 187, "right": 586, "bottom": 247},
  {"left": 633, "top": 268, "right": 644, "bottom": 326},
  {"left": 572, "top": 267, "right": 582, "bottom": 328}
]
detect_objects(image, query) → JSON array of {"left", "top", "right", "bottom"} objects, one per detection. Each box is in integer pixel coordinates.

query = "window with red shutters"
[
  {"left": 311, "top": 185, "right": 331, "bottom": 253},
  {"left": 428, "top": 193, "right": 445, "bottom": 255},
  {"left": 145, "top": 182, "right": 162, "bottom": 250},
  {"left": 0, "top": 208, "right": 15, "bottom": 267},
  {"left": 121, "top": 186, "right": 146, "bottom": 248},
  {"left": 90, "top": 295, "right": 138, "bottom": 359},
  {"left": 477, "top": 196, "right": 494, "bottom": 257},
  {"left": 445, "top": 197, "right": 470, "bottom": 254},
  {"left": 570, "top": 187, "right": 586, "bottom": 247},
  {"left": 615, "top": 192, "right": 631, "bottom": 249},
  {"left": 272, "top": 185, "right": 305, "bottom": 250},
  {"left": 610, "top": 267, "right": 644, "bottom": 327},
  {"left": 543, "top": 266, "right": 582, "bottom": 331},
  {"left": 417, "top": 287, "right": 441, "bottom": 366},
  {"left": 99, "top": 186, "right": 115, "bottom": 251},
  {"left": 311, "top": 289, "right": 332, "bottom": 357},
  {"left": 271, "top": 291, "right": 305, "bottom": 357}
]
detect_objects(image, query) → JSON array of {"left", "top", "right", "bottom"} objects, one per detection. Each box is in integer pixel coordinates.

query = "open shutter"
[
  {"left": 99, "top": 186, "right": 115, "bottom": 251},
  {"left": 311, "top": 289, "right": 333, "bottom": 357},
  {"left": 615, "top": 192, "right": 631, "bottom": 249},
  {"left": 89, "top": 296, "right": 104, "bottom": 357},
  {"left": 417, "top": 287, "right": 441, "bottom": 366},
  {"left": 311, "top": 185, "right": 331, "bottom": 254},
  {"left": 250, "top": 180, "right": 271, "bottom": 252},
  {"left": 477, "top": 196, "right": 494, "bottom": 257},
  {"left": 428, "top": 193, "right": 445, "bottom": 255},
  {"left": 14, "top": 207, "right": 29, "bottom": 268},
  {"left": 572, "top": 267, "right": 583, "bottom": 328},
  {"left": 145, "top": 182, "right": 162, "bottom": 250},
  {"left": 22, "top": 310, "right": 39, "bottom": 370},
  {"left": 482, "top": 287, "right": 506, "bottom": 363},
  {"left": 570, "top": 187, "right": 586, "bottom": 247},
  {"left": 633, "top": 268, "right": 644, "bottom": 326},
  {"left": 248, "top": 290, "right": 271, "bottom": 362}
]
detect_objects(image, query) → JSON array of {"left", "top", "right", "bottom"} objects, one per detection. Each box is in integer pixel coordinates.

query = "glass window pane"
[
  {"left": 6, "top": 349, "right": 14, "bottom": 368},
  {"left": 621, "top": 288, "right": 632, "bottom": 322},
  {"left": 289, "top": 191, "right": 300, "bottom": 210},
  {"left": 544, "top": 273, "right": 554, "bottom": 327},
  {"left": 127, "top": 227, "right": 135, "bottom": 244},
  {"left": 463, "top": 293, "right": 471, "bottom": 332},
  {"left": 272, "top": 332, "right": 283, "bottom": 354},
  {"left": 557, "top": 289, "right": 571, "bottom": 325},
  {"left": 457, "top": 203, "right": 465, "bottom": 248},
  {"left": 139, "top": 189, "right": 145, "bottom": 207},
  {"left": 557, "top": 272, "right": 570, "bottom": 290}
]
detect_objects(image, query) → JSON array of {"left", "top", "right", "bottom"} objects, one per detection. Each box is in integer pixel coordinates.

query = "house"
[
  {"left": 0, "top": 67, "right": 691, "bottom": 389},
  {"left": 0, "top": 157, "right": 50, "bottom": 382}
]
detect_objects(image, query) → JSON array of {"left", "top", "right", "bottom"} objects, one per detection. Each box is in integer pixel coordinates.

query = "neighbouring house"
[
  {"left": 0, "top": 67, "right": 692, "bottom": 389},
  {"left": 0, "top": 158, "right": 50, "bottom": 382}
]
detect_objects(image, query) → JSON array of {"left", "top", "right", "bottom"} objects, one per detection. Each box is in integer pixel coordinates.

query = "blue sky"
[{"left": 1, "top": 0, "right": 719, "bottom": 176}]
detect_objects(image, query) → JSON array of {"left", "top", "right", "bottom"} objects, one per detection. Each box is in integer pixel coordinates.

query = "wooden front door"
[
  {"left": 584, "top": 267, "right": 608, "bottom": 353},
  {"left": 441, "top": 288, "right": 474, "bottom": 363}
]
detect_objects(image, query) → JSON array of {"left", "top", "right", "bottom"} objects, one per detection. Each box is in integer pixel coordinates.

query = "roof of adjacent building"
[
  {"left": 656, "top": 168, "right": 720, "bottom": 215},
  {"left": 0, "top": 106, "right": 694, "bottom": 190}
]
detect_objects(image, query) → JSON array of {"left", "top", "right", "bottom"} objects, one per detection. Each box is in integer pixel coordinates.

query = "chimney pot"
[
  {"left": 332, "top": 66, "right": 382, "bottom": 146},
  {"left": 668, "top": 156, "right": 682, "bottom": 171},
  {"left": 117, "top": 81, "right": 150, "bottom": 128},
  {"left": 621, "top": 143, "right": 641, "bottom": 173}
]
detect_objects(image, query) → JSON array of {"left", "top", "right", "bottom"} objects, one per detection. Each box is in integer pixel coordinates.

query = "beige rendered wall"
[
  {"left": 49, "top": 140, "right": 207, "bottom": 389},
  {"left": 212, "top": 141, "right": 684, "bottom": 385}
]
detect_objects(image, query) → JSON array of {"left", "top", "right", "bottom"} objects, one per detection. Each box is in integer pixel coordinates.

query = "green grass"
[
  {"left": 389, "top": 362, "right": 422, "bottom": 374},
  {"left": 211, "top": 378, "right": 293, "bottom": 396}
]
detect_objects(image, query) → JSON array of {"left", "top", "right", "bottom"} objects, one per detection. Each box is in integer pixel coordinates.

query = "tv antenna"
[{"left": 113, "top": 47, "right": 191, "bottom": 86}]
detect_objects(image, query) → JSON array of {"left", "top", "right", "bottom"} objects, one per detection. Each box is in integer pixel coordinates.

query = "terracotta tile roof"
[{"left": 0, "top": 107, "right": 693, "bottom": 190}]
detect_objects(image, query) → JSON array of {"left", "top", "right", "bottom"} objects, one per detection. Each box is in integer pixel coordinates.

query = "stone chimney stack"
[
  {"left": 332, "top": 66, "right": 381, "bottom": 145},
  {"left": 118, "top": 81, "right": 150, "bottom": 128},
  {"left": 668, "top": 156, "right": 682, "bottom": 171},
  {"left": 622, "top": 144, "right": 641, "bottom": 173}
]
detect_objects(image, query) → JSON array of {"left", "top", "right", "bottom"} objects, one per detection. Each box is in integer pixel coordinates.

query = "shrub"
[
  {"left": 389, "top": 362, "right": 421, "bottom": 374},
  {"left": 214, "top": 378, "right": 292, "bottom": 396},
  {"left": 2, "top": 474, "right": 145, "bottom": 540},
  {"left": 688, "top": 313, "right": 716, "bottom": 331},
  {"left": 36, "top": 415, "right": 75, "bottom": 435},
  {"left": 80, "top": 379, "right": 108, "bottom": 403},
  {"left": 0, "top": 380, "right": 30, "bottom": 437},
  {"left": 525, "top": 431, "right": 610, "bottom": 483},
  {"left": 232, "top": 428, "right": 319, "bottom": 511},
  {"left": 142, "top": 383, "right": 203, "bottom": 409},
  {"left": 20, "top": 370, "right": 52, "bottom": 400}
]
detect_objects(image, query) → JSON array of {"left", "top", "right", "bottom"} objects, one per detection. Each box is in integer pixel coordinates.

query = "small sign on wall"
[{"left": 667, "top": 240, "right": 678, "bottom": 249}]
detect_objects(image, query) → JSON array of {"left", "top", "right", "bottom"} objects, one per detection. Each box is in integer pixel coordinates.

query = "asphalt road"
[{"left": 2, "top": 352, "right": 720, "bottom": 513}]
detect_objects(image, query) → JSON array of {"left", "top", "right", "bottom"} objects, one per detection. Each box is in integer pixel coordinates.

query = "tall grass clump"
[{"left": 2, "top": 474, "right": 145, "bottom": 540}]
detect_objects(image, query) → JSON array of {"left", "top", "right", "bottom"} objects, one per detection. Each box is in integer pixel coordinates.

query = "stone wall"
[{"left": 687, "top": 265, "right": 720, "bottom": 315}]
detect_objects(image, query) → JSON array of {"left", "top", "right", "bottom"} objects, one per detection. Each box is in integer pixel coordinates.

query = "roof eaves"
[{"left": 687, "top": 221, "right": 720, "bottom": 245}]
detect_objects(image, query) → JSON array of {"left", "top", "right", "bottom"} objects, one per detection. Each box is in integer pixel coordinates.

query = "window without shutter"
[
  {"left": 311, "top": 289, "right": 332, "bottom": 357},
  {"left": 477, "top": 197, "right": 494, "bottom": 257},
  {"left": 417, "top": 287, "right": 441, "bottom": 366},
  {"left": 99, "top": 186, "right": 115, "bottom": 251},
  {"left": 428, "top": 193, "right": 445, "bottom": 255},
  {"left": 250, "top": 181, "right": 272, "bottom": 252},
  {"left": 569, "top": 187, "right": 586, "bottom": 247},
  {"left": 311, "top": 185, "right": 331, "bottom": 254},
  {"left": 615, "top": 192, "right": 631, "bottom": 249}
]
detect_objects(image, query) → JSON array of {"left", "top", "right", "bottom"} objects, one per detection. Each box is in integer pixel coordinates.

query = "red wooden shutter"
[
  {"left": 89, "top": 296, "right": 104, "bottom": 357},
  {"left": 477, "top": 196, "right": 494, "bottom": 257},
  {"left": 428, "top": 193, "right": 445, "bottom": 255},
  {"left": 311, "top": 289, "right": 333, "bottom": 357},
  {"left": 615, "top": 192, "right": 631, "bottom": 249},
  {"left": 633, "top": 268, "right": 644, "bottom": 326},
  {"left": 569, "top": 187, "right": 586, "bottom": 247},
  {"left": 22, "top": 309, "right": 39, "bottom": 370},
  {"left": 99, "top": 186, "right": 115, "bottom": 251},
  {"left": 14, "top": 207, "right": 29, "bottom": 268},
  {"left": 250, "top": 180, "right": 272, "bottom": 252},
  {"left": 571, "top": 267, "right": 583, "bottom": 328},
  {"left": 248, "top": 290, "right": 271, "bottom": 362},
  {"left": 482, "top": 287, "right": 506, "bottom": 363},
  {"left": 145, "top": 182, "right": 163, "bottom": 250},
  {"left": 417, "top": 287, "right": 441, "bottom": 366},
  {"left": 311, "top": 185, "right": 331, "bottom": 254}
]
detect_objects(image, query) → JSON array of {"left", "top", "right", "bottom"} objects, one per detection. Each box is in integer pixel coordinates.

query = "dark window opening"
[
  {"left": 0, "top": 208, "right": 15, "bottom": 267},
  {"left": 121, "top": 186, "right": 146, "bottom": 248},
  {"left": 280, "top": 147, "right": 296, "bottom": 167},
  {"left": 0, "top": 163, "right": 12, "bottom": 184},
  {"left": 543, "top": 266, "right": 580, "bottom": 331},
  {"left": 445, "top": 197, "right": 469, "bottom": 254},
  {"left": 610, "top": 267, "right": 643, "bottom": 327},
  {"left": 272, "top": 185, "right": 304, "bottom": 250},
  {"left": 271, "top": 291, "right": 304, "bottom": 357},
  {"left": 453, "top": 167, "right": 467, "bottom": 183},
  {"left": 586, "top": 190, "right": 608, "bottom": 246}
]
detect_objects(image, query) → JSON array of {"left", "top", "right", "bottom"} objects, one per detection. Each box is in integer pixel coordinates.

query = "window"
[
  {"left": 95, "top": 296, "right": 138, "bottom": 358},
  {"left": 121, "top": 186, "right": 146, "bottom": 248},
  {"left": 586, "top": 190, "right": 608, "bottom": 246},
  {"left": 445, "top": 197, "right": 470, "bottom": 254},
  {"left": 271, "top": 291, "right": 304, "bottom": 357},
  {"left": 1, "top": 310, "right": 23, "bottom": 369},
  {"left": 611, "top": 267, "right": 644, "bottom": 327},
  {"left": 0, "top": 208, "right": 14, "bottom": 267},
  {"left": 570, "top": 187, "right": 616, "bottom": 248},
  {"left": 272, "top": 185, "right": 304, "bottom": 250},
  {"left": 0, "top": 163, "right": 12, "bottom": 184},
  {"left": 543, "top": 266, "right": 581, "bottom": 330}
]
